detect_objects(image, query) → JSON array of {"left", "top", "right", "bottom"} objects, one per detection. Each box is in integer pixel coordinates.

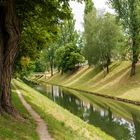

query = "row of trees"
[
  {"left": 83, "top": 0, "right": 140, "bottom": 75},
  {"left": 83, "top": 2, "right": 125, "bottom": 73},
  {"left": 16, "top": 0, "right": 140, "bottom": 78},
  {"left": 0, "top": 0, "right": 140, "bottom": 115},
  {"left": 33, "top": 0, "right": 129, "bottom": 75},
  {"left": 109, "top": 0, "right": 140, "bottom": 76},
  {"left": 0, "top": 0, "right": 78, "bottom": 115},
  {"left": 19, "top": 15, "right": 85, "bottom": 77}
]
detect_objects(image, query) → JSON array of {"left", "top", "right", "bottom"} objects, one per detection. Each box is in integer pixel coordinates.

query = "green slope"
[
  {"left": 41, "top": 61, "right": 140, "bottom": 102},
  {"left": 0, "top": 90, "right": 39, "bottom": 140},
  {"left": 13, "top": 79, "right": 115, "bottom": 140}
]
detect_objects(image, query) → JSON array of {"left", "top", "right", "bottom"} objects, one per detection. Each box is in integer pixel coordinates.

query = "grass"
[
  {"left": 0, "top": 90, "right": 39, "bottom": 140},
  {"left": 13, "top": 79, "right": 115, "bottom": 140},
  {"left": 41, "top": 61, "right": 140, "bottom": 102}
]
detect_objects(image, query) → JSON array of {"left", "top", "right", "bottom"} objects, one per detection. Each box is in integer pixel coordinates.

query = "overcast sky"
[{"left": 70, "top": 0, "right": 114, "bottom": 31}]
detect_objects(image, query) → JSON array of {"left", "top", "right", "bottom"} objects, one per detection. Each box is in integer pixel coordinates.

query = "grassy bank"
[
  {"left": 13, "top": 79, "right": 115, "bottom": 140},
  {"left": 40, "top": 61, "right": 140, "bottom": 102},
  {"left": 0, "top": 90, "right": 39, "bottom": 140}
]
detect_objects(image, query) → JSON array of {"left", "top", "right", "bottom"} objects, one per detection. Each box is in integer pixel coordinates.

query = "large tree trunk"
[
  {"left": 0, "top": 0, "right": 20, "bottom": 115},
  {"left": 0, "top": 6, "right": 4, "bottom": 113}
]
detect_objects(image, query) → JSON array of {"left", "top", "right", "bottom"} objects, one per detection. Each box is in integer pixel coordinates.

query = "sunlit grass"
[
  {"left": 13, "top": 79, "right": 115, "bottom": 140},
  {"left": 44, "top": 61, "right": 140, "bottom": 101}
]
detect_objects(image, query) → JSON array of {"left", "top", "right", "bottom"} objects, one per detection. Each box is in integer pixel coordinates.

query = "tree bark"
[
  {"left": 0, "top": 0, "right": 20, "bottom": 115},
  {"left": 0, "top": 3, "right": 5, "bottom": 113},
  {"left": 106, "top": 64, "right": 109, "bottom": 74},
  {"left": 50, "top": 60, "right": 53, "bottom": 77},
  {"left": 131, "top": 61, "right": 136, "bottom": 76},
  {"left": 130, "top": 38, "right": 138, "bottom": 76},
  {"left": 106, "top": 55, "right": 111, "bottom": 74}
]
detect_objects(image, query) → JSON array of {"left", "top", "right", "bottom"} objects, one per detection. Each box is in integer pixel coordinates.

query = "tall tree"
[
  {"left": 83, "top": 12, "right": 123, "bottom": 73},
  {"left": 95, "top": 14, "right": 122, "bottom": 73},
  {"left": 0, "top": 0, "right": 20, "bottom": 114},
  {"left": 0, "top": 0, "right": 74, "bottom": 115},
  {"left": 43, "top": 44, "right": 56, "bottom": 76},
  {"left": 109, "top": 0, "right": 140, "bottom": 76},
  {"left": 56, "top": 43, "right": 84, "bottom": 73},
  {"left": 83, "top": 0, "right": 96, "bottom": 66},
  {"left": 55, "top": 19, "right": 85, "bottom": 73}
]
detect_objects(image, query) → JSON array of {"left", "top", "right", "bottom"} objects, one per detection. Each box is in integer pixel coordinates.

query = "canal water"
[{"left": 34, "top": 83, "right": 140, "bottom": 140}]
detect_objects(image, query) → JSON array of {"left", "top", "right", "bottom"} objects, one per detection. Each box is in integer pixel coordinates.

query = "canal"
[{"left": 33, "top": 83, "right": 140, "bottom": 140}]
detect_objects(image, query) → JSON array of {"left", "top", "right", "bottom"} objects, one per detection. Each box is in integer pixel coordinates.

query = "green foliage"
[
  {"left": 14, "top": 56, "right": 35, "bottom": 78},
  {"left": 109, "top": 0, "right": 140, "bottom": 75},
  {"left": 43, "top": 44, "right": 56, "bottom": 73},
  {"left": 54, "top": 18, "right": 85, "bottom": 73},
  {"left": 36, "top": 15, "right": 85, "bottom": 74},
  {"left": 0, "top": 90, "right": 38, "bottom": 140},
  {"left": 56, "top": 43, "right": 84, "bottom": 72},
  {"left": 83, "top": 10, "right": 97, "bottom": 65},
  {"left": 59, "top": 19, "right": 79, "bottom": 45},
  {"left": 95, "top": 14, "right": 122, "bottom": 65},
  {"left": 84, "top": 0, "right": 95, "bottom": 14},
  {"left": 13, "top": 0, "right": 74, "bottom": 77},
  {"left": 34, "top": 58, "right": 47, "bottom": 73},
  {"left": 83, "top": 12, "right": 124, "bottom": 72},
  {"left": 112, "top": 34, "right": 130, "bottom": 60},
  {"left": 109, "top": 0, "right": 140, "bottom": 36}
]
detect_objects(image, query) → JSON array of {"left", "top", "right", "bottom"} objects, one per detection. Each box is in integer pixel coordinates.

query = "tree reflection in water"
[{"left": 34, "top": 84, "right": 140, "bottom": 140}]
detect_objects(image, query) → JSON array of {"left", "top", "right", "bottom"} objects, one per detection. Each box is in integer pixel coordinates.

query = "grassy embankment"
[
  {"left": 13, "top": 79, "right": 114, "bottom": 140},
  {"left": 39, "top": 61, "right": 140, "bottom": 102},
  {"left": 0, "top": 89, "right": 39, "bottom": 140}
]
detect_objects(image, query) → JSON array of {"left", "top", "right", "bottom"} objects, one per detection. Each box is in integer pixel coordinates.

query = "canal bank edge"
[
  {"left": 13, "top": 79, "right": 115, "bottom": 140},
  {"left": 27, "top": 74, "right": 140, "bottom": 107}
]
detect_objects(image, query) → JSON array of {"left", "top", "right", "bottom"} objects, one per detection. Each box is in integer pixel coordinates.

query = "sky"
[{"left": 69, "top": 0, "right": 114, "bottom": 31}]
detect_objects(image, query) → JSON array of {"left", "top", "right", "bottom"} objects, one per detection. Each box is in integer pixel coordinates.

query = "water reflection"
[
  {"left": 132, "top": 114, "right": 140, "bottom": 140},
  {"left": 35, "top": 84, "right": 140, "bottom": 140}
]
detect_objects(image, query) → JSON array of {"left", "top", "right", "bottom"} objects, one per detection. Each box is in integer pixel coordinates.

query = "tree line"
[
  {"left": 23, "top": 0, "right": 139, "bottom": 76},
  {"left": 0, "top": 0, "right": 77, "bottom": 115},
  {"left": 0, "top": 0, "right": 140, "bottom": 115}
]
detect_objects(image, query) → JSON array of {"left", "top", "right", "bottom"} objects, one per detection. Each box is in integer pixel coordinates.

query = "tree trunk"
[
  {"left": 50, "top": 60, "right": 53, "bottom": 77},
  {"left": 0, "top": 0, "right": 20, "bottom": 115},
  {"left": 106, "top": 55, "right": 111, "bottom": 74},
  {"left": 131, "top": 61, "right": 136, "bottom": 76},
  {"left": 0, "top": 6, "right": 4, "bottom": 113},
  {"left": 106, "top": 64, "right": 109, "bottom": 74},
  {"left": 130, "top": 38, "right": 138, "bottom": 76}
]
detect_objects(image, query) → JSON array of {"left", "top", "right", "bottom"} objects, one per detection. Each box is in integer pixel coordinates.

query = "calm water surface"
[{"left": 33, "top": 83, "right": 140, "bottom": 140}]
